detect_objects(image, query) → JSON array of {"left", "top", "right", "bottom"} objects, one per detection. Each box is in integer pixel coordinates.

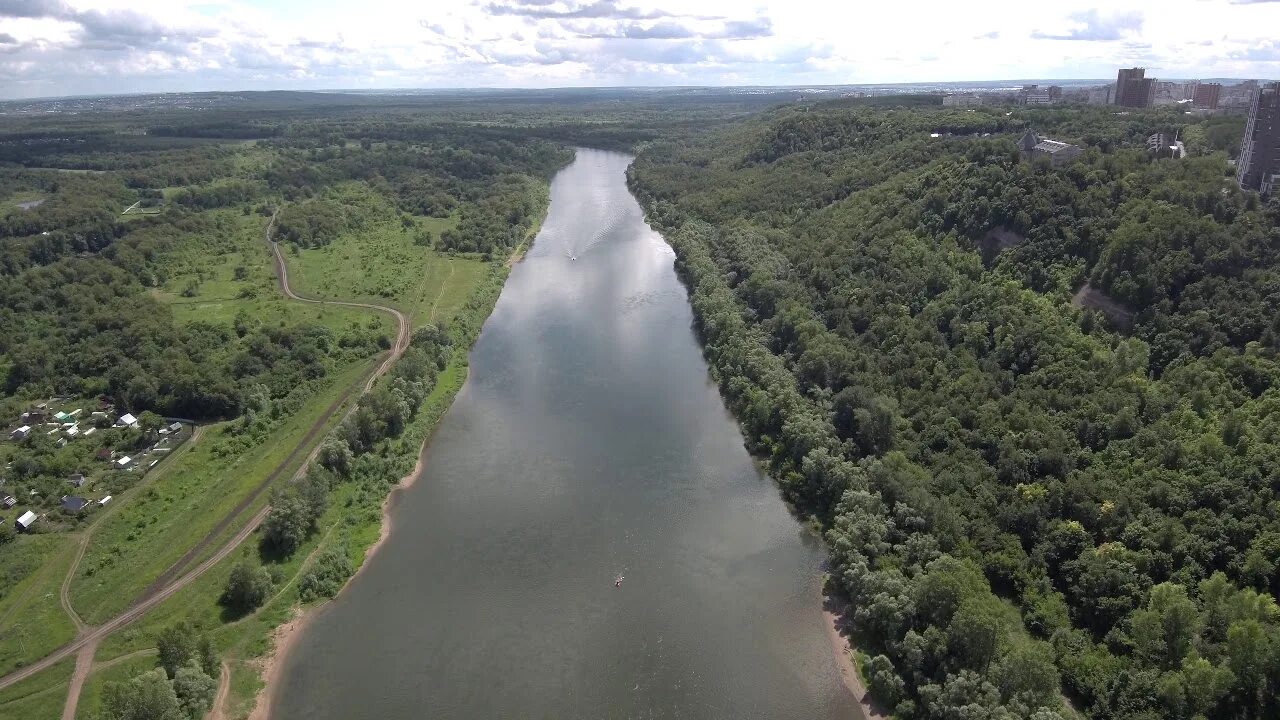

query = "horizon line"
[{"left": 2, "top": 76, "right": 1274, "bottom": 104}]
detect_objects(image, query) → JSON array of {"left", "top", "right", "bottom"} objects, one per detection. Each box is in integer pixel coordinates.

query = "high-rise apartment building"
[
  {"left": 1193, "top": 83, "right": 1222, "bottom": 109},
  {"left": 1114, "top": 67, "right": 1155, "bottom": 108},
  {"left": 1237, "top": 83, "right": 1280, "bottom": 195}
]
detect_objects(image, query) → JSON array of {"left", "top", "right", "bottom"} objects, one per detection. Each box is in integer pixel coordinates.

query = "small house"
[
  {"left": 15, "top": 510, "right": 36, "bottom": 531},
  {"left": 116, "top": 413, "right": 138, "bottom": 428},
  {"left": 167, "top": 422, "right": 183, "bottom": 434},
  {"left": 65, "top": 425, "right": 80, "bottom": 438},
  {"left": 98, "top": 495, "right": 112, "bottom": 506},
  {"left": 69, "top": 409, "right": 82, "bottom": 418},
  {"left": 84, "top": 427, "right": 96, "bottom": 437},
  {"left": 10, "top": 425, "right": 30, "bottom": 440},
  {"left": 54, "top": 411, "right": 70, "bottom": 422},
  {"left": 55, "top": 438, "right": 67, "bottom": 448},
  {"left": 68, "top": 473, "right": 86, "bottom": 488},
  {"left": 1, "top": 495, "right": 15, "bottom": 509},
  {"left": 115, "top": 456, "right": 133, "bottom": 469},
  {"left": 60, "top": 496, "right": 88, "bottom": 513}
]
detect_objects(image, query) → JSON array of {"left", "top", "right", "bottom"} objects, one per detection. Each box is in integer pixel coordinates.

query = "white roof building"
[
  {"left": 98, "top": 496, "right": 113, "bottom": 506},
  {"left": 10, "top": 425, "right": 30, "bottom": 439},
  {"left": 117, "top": 413, "right": 138, "bottom": 428},
  {"left": 116, "top": 456, "right": 133, "bottom": 468},
  {"left": 15, "top": 511, "right": 36, "bottom": 530}
]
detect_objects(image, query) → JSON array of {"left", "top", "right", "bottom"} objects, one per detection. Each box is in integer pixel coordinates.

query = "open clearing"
[{"left": 282, "top": 189, "right": 487, "bottom": 329}]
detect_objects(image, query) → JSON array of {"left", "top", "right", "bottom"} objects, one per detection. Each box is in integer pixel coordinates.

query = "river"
[{"left": 272, "top": 148, "right": 861, "bottom": 719}]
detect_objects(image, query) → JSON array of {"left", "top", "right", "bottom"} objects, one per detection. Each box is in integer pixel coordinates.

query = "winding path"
[{"left": 0, "top": 214, "right": 411, "bottom": 697}]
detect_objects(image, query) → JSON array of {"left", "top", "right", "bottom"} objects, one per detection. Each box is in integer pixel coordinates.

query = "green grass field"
[
  {"left": 0, "top": 658, "right": 73, "bottom": 720},
  {"left": 149, "top": 209, "right": 392, "bottom": 337},
  {"left": 283, "top": 199, "right": 488, "bottom": 330},
  {"left": 0, "top": 537, "right": 77, "bottom": 675}
]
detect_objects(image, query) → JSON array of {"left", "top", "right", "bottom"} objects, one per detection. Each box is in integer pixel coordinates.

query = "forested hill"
[{"left": 629, "top": 100, "right": 1280, "bottom": 720}]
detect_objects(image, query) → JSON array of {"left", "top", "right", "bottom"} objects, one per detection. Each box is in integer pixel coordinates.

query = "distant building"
[
  {"left": 15, "top": 510, "right": 37, "bottom": 532},
  {"left": 68, "top": 473, "right": 85, "bottom": 487},
  {"left": 1194, "top": 83, "right": 1222, "bottom": 110},
  {"left": 1087, "top": 86, "right": 1113, "bottom": 105},
  {"left": 60, "top": 496, "right": 88, "bottom": 513},
  {"left": 116, "top": 413, "right": 138, "bottom": 428},
  {"left": 1222, "top": 81, "right": 1259, "bottom": 109},
  {"left": 942, "top": 94, "right": 982, "bottom": 107},
  {"left": 1018, "top": 130, "right": 1084, "bottom": 167},
  {"left": 115, "top": 456, "right": 133, "bottom": 469},
  {"left": 1115, "top": 67, "right": 1155, "bottom": 108},
  {"left": 1238, "top": 82, "right": 1280, "bottom": 195},
  {"left": 1147, "top": 133, "right": 1187, "bottom": 159},
  {"left": 1025, "top": 91, "right": 1054, "bottom": 105},
  {"left": 10, "top": 425, "right": 30, "bottom": 440}
]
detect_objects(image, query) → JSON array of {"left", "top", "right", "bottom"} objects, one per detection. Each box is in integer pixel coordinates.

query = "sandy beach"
[{"left": 824, "top": 598, "right": 889, "bottom": 720}]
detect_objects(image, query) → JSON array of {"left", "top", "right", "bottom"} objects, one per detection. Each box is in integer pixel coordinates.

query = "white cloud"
[{"left": 0, "top": 0, "right": 1277, "bottom": 98}]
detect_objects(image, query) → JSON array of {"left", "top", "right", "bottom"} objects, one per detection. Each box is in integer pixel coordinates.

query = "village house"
[
  {"left": 15, "top": 510, "right": 37, "bottom": 532},
  {"left": 10, "top": 425, "right": 30, "bottom": 440},
  {"left": 1018, "top": 130, "right": 1084, "bottom": 167},
  {"left": 116, "top": 413, "right": 138, "bottom": 428},
  {"left": 68, "top": 473, "right": 86, "bottom": 488},
  {"left": 1, "top": 495, "right": 15, "bottom": 509},
  {"left": 115, "top": 455, "right": 133, "bottom": 469},
  {"left": 61, "top": 496, "right": 88, "bottom": 513}
]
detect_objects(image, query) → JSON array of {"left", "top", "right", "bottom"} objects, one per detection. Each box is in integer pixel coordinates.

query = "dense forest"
[{"left": 629, "top": 101, "right": 1280, "bottom": 720}]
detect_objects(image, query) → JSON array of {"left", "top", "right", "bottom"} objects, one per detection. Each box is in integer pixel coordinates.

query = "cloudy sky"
[{"left": 1, "top": 0, "right": 1278, "bottom": 99}]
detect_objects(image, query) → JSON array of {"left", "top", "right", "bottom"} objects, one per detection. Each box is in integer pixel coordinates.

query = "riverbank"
[
  {"left": 244, "top": 214, "right": 545, "bottom": 719},
  {"left": 247, "top": 401, "right": 435, "bottom": 720}
]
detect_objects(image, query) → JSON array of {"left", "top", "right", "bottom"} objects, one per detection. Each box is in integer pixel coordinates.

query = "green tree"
[
  {"left": 137, "top": 410, "right": 165, "bottom": 441},
  {"left": 261, "top": 486, "right": 314, "bottom": 556},
  {"left": 1129, "top": 582, "right": 1199, "bottom": 670},
  {"left": 173, "top": 662, "right": 218, "bottom": 719},
  {"left": 155, "top": 622, "right": 197, "bottom": 679},
  {"left": 866, "top": 654, "right": 906, "bottom": 708},
  {"left": 101, "top": 667, "right": 182, "bottom": 720},
  {"left": 220, "top": 561, "right": 272, "bottom": 614}
]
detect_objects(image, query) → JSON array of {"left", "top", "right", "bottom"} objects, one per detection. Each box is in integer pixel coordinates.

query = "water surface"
[{"left": 274, "top": 148, "right": 859, "bottom": 720}]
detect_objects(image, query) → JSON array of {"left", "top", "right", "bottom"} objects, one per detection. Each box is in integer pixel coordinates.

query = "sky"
[{"left": 1, "top": 0, "right": 1278, "bottom": 99}]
